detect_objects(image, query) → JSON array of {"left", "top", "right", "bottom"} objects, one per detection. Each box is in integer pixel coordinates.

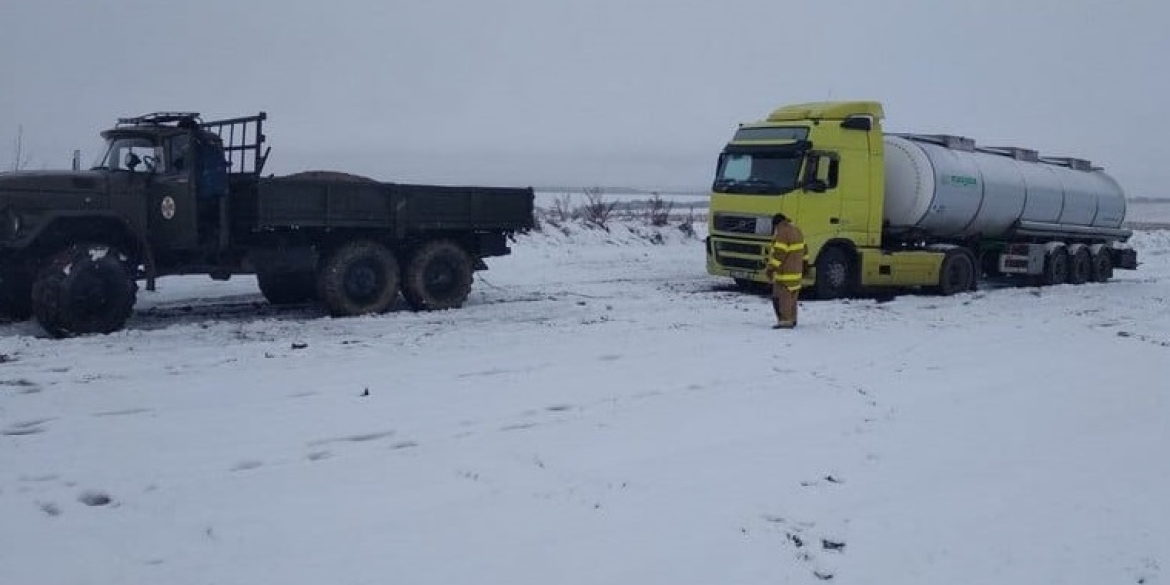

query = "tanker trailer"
[{"left": 705, "top": 100, "right": 1138, "bottom": 298}]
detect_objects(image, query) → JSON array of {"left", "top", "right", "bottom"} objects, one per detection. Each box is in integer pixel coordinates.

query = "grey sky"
[{"left": 1, "top": 0, "right": 1166, "bottom": 196}]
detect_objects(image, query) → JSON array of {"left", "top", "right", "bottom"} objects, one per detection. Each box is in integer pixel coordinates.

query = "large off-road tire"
[
  {"left": 934, "top": 250, "right": 976, "bottom": 296},
  {"left": 1040, "top": 246, "right": 1069, "bottom": 286},
  {"left": 1067, "top": 247, "right": 1091, "bottom": 285},
  {"left": 257, "top": 270, "right": 317, "bottom": 305},
  {"left": 0, "top": 266, "right": 33, "bottom": 320},
  {"left": 402, "top": 240, "right": 473, "bottom": 311},
  {"left": 813, "top": 246, "right": 853, "bottom": 299},
  {"left": 1090, "top": 248, "right": 1113, "bottom": 283},
  {"left": 31, "top": 244, "right": 137, "bottom": 338},
  {"left": 316, "top": 240, "right": 400, "bottom": 317}
]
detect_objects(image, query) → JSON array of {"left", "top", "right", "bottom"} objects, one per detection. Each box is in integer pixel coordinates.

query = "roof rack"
[
  {"left": 895, "top": 133, "right": 976, "bottom": 152},
  {"left": 978, "top": 146, "right": 1041, "bottom": 162},
  {"left": 1039, "top": 156, "right": 1094, "bottom": 171},
  {"left": 116, "top": 112, "right": 203, "bottom": 127}
]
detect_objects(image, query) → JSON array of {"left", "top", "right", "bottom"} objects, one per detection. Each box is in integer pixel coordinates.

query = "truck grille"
[
  {"left": 717, "top": 241, "right": 762, "bottom": 255},
  {"left": 713, "top": 214, "right": 759, "bottom": 234},
  {"left": 711, "top": 239, "right": 766, "bottom": 271},
  {"left": 720, "top": 256, "right": 763, "bottom": 270}
]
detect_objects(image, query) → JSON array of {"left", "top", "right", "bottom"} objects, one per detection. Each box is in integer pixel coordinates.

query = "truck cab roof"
[{"left": 766, "top": 101, "right": 884, "bottom": 122}]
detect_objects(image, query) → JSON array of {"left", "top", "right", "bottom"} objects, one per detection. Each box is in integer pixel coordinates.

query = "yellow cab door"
[{"left": 794, "top": 151, "right": 843, "bottom": 262}]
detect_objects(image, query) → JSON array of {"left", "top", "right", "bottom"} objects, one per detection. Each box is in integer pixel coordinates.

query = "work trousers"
[{"left": 772, "top": 278, "right": 800, "bottom": 325}]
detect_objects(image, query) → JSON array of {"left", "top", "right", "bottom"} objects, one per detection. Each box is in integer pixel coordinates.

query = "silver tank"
[{"left": 882, "top": 134, "right": 1127, "bottom": 239}]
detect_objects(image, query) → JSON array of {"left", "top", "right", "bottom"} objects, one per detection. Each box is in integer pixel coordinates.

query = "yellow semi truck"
[{"left": 705, "top": 101, "right": 1138, "bottom": 297}]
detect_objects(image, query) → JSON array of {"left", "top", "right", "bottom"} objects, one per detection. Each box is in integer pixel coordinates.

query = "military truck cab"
[{"left": 95, "top": 113, "right": 245, "bottom": 260}]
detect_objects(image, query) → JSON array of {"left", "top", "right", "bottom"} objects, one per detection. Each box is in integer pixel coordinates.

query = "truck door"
[
  {"left": 147, "top": 134, "right": 199, "bottom": 251},
  {"left": 798, "top": 151, "right": 844, "bottom": 250}
]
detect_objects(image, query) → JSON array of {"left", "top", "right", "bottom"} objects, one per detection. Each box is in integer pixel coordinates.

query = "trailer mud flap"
[{"left": 1111, "top": 248, "right": 1138, "bottom": 270}]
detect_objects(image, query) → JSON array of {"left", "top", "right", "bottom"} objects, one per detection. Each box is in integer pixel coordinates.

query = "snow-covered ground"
[{"left": 2, "top": 222, "right": 1168, "bottom": 585}]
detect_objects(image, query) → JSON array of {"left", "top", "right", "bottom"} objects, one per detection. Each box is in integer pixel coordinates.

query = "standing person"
[{"left": 764, "top": 213, "right": 806, "bottom": 329}]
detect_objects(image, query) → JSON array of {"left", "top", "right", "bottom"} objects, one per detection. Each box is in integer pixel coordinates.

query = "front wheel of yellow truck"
[{"left": 813, "top": 247, "right": 855, "bottom": 299}]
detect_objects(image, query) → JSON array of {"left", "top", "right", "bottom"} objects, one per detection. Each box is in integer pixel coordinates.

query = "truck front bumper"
[{"left": 707, "top": 235, "right": 770, "bottom": 282}]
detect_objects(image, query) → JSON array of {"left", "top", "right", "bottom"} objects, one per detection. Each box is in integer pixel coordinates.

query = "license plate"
[{"left": 729, "top": 269, "right": 755, "bottom": 280}]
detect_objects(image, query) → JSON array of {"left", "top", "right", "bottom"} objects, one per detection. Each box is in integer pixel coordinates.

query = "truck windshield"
[
  {"left": 92, "top": 136, "right": 167, "bottom": 173},
  {"left": 712, "top": 151, "right": 803, "bottom": 195}
]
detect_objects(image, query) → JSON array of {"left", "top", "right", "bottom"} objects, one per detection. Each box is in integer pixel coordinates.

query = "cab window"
[
  {"left": 168, "top": 134, "right": 191, "bottom": 174},
  {"left": 803, "top": 152, "right": 840, "bottom": 191}
]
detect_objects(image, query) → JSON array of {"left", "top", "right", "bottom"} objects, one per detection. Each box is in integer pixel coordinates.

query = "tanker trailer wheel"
[
  {"left": 316, "top": 240, "right": 400, "bottom": 317},
  {"left": 1090, "top": 248, "right": 1113, "bottom": 282},
  {"left": 1067, "top": 247, "right": 1091, "bottom": 285},
  {"left": 0, "top": 264, "right": 33, "bottom": 320},
  {"left": 935, "top": 250, "right": 976, "bottom": 296},
  {"left": 813, "top": 247, "right": 854, "bottom": 300},
  {"left": 257, "top": 269, "right": 318, "bottom": 305},
  {"left": 1040, "top": 246, "right": 1069, "bottom": 286},
  {"left": 31, "top": 243, "right": 138, "bottom": 338},
  {"left": 402, "top": 239, "right": 473, "bottom": 311}
]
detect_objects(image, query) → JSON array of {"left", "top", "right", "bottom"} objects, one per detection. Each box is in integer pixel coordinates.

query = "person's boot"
[{"left": 773, "top": 320, "right": 796, "bottom": 329}]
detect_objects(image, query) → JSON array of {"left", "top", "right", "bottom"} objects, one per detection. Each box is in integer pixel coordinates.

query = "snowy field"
[
  {"left": 1129, "top": 201, "right": 1170, "bottom": 226},
  {"left": 2, "top": 221, "right": 1168, "bottom": 585}
]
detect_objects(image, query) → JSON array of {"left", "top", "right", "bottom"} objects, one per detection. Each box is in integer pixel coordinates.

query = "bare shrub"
[
  {"left": 645, "top": 192, "right": 674, "bottom": 227},
  {"left": 678, "top": 205, "right": 697, "bottom": 238},
  {"left": 539, "top": 193, "right": 576, "bottom": 234},
  {"left": 580, "top": 186, "right": 618, "bottom": 230},
  {"left": 551, "top": 193, "right": 576, "bottom": 224}
]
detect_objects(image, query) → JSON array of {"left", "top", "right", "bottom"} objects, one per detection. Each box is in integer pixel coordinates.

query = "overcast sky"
[{"left": 1, "top": 0, "right": 1166, "bottom": 195}]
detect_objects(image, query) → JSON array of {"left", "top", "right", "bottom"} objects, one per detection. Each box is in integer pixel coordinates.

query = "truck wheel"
[
  {"left": 0, "top": 266, "right": 33, "bottom": 320},
  {"left": 402, "top": 240, "right": 473, "bottom": 311},
  {"left": 1040, "top": 247, "right": 1069, "bottom": 286},
  {"left": 317, "top": 240, "right": 400, "bottom": 317},
  {"left": 257, "top": 270, "right": 317, "bottom": 305},
  {"left": 1067, "top": 247, "right": 1091, "bottom": 285},
  {"left": 936, "top": 251, "right": 975, "bottom": 296},
  {"left": 31, "top": 244, "right": 137, "bottom": 338},
  {"left": 1090, "top": 249, "right": 1113, "bottom": 282},
  {"left": 814, "top": 247, "right": 852, "bottom": 299}
]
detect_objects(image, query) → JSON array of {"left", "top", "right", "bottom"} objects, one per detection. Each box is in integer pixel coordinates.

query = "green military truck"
[{"left": 0, "top": 112, "right": 534, "bottom": 337}]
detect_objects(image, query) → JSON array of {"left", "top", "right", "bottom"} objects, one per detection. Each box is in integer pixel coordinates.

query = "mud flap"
[{"left": 1111, "top": 248, "right": 1138, "bottom": 270}]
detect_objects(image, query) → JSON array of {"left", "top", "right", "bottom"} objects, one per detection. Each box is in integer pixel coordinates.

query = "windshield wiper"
[
  {"left": 737, "top": 178, "right": 782, "bottom": 194},
  {"left": 714, "top": 177, "right": 788, "bottom": 194},
  {"left": 713, "top": 178, "right": 739, "bottom": 192}
]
